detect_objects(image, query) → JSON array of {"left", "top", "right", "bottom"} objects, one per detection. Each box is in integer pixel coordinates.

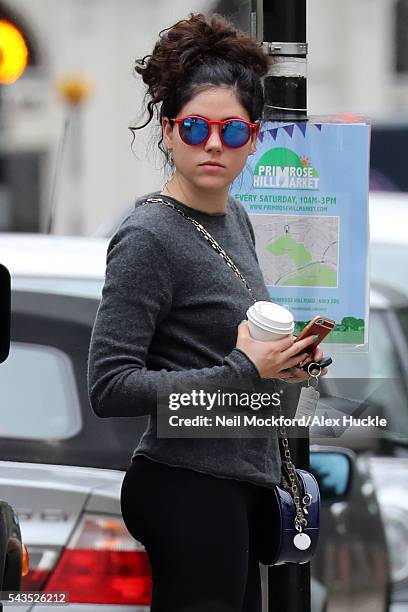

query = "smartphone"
[{"left": 294, "top": 315, "right": 335, "bottom": 355}]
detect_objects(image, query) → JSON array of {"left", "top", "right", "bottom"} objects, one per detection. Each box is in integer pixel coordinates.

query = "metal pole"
[
  {"left": 266, "top": 390, "right": 311, "bottom": 612},
  {"left": 259, "top": 1, "right": 311, "bottom": 610},
  {"left": 262, "top": 0, "right": 307, "bottom": 123}
]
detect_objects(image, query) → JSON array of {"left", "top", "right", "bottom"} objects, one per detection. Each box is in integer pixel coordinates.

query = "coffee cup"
[{"left": 246, "top": 301, "right": 294, "bottom": 342}]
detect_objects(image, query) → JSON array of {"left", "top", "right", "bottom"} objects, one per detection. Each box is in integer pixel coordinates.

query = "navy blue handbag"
[
  {"left": 250, "top": 462, "right": 320, "bottom": 566},
  {"left": 267, "top": 464, "right": 320, "bottom": 565}
]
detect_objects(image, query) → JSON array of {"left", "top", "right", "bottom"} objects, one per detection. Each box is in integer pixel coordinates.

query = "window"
[
  {"left": 11, "top": 276, "right": 104, "bottom": 299},
  {"left": 310, "top": 452, "right": 350, "bottom": 499},
  {"left": 0, "top": 342, "right": 82, "bottom": 439},
  {"left": 0, "top": 2, "right": 42, "bottom": 232},
  {"left": 394, "top": 0, "right": 408, "bottom": 74},
  {"left": 324, "top": 310, "right": 408, "bottom": 440},
  {"left": 397, "top": 308, "right": 408, "bottom": 340},
  {"left": 371, "top": 244, "right": 408, "bottom": 293}
]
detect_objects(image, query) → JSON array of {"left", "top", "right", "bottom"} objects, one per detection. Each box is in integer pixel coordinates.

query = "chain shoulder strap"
[
  {"left": 144, "top": 197, "right": 257, "bottom": 303},
  {"left": 142, "top": 196, "right": 310, "bottom": 534}
]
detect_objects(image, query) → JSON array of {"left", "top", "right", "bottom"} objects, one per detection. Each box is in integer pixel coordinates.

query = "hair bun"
[
  {"left": 167, "top": 14, "right": 266, "bottom": 76},
  {"left": 135, "top": 13, "right": 269, "bottom": 98}
]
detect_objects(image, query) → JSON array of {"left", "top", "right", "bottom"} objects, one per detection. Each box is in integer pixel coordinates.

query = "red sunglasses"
[{"left": 171, "top": 115, "right": 259, "bottom": 148}]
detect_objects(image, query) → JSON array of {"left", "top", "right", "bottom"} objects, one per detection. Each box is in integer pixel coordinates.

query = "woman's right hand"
[{"left": 235, "top": 320, "right": 316, "bottom": 379}]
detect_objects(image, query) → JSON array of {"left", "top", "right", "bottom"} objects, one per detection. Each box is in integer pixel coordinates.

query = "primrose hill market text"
[{"left": 253, "top": 165, "right": 319, "bottom": 189}]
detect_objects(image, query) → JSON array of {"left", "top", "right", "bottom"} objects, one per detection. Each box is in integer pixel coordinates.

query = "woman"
[{"left": 88, "top": 13, "right": 326, "bottom": 612}]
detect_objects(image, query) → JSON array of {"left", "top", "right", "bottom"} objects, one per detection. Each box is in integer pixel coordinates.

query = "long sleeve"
[{"left": 87, "top": 222, "right": 261, "bottom": 419}]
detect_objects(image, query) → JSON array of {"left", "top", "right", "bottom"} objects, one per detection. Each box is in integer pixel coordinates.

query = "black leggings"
[{"left": 120, "top": 454, "right": 278, "bottom": 612}]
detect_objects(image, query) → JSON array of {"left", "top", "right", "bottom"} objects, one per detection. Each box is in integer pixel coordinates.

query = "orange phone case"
[{"left": 294, "top": 315, "right": 335, "bottom": 354}]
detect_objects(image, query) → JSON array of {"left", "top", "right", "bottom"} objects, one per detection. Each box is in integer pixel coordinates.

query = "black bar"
[
  {"left": 267, "top": 563, "right": 310, "bottom": 611},
  {"left": 263, "top": 2, "right": 306, "bottom": 42},
  {"left": 0, "top": 264, "right": 11, "bottom": 363},
  {"left": 264, "top": 76, "right": 307, "bottom": 122}
]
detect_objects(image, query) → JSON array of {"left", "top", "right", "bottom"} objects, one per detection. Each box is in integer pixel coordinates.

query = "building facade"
[{"left": 0, "top": 0, "right": 406, "bottom": 235}]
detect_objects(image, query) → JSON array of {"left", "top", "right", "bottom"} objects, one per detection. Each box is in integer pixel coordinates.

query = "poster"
[{"left": 231, "top": 119, "right": 370, "bottom": 349}]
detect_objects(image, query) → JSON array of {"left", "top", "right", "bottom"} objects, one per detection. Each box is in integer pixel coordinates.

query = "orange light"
[
  {"left": 0, "top": 19, "right": 28, "bottom": 85},
  {"left": 21, "top": 543, "right": 30, "bottom": 576},
  {"left": 56, "top": 75, "right": 93, "bottom": 105}
]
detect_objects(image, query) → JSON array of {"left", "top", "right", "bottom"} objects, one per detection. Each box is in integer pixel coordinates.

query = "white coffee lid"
[{"left": 247, "top": 301, "right": 294, "bottom": 332}]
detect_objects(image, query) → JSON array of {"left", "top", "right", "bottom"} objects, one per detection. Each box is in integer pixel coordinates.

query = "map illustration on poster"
[{"left": 231, "top": 120, "right": 370, "bottom": 349}]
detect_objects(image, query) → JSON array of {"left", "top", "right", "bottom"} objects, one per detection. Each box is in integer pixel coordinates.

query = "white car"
[{"left": 369, "top": 190, "right": 408, "bottom": 294}]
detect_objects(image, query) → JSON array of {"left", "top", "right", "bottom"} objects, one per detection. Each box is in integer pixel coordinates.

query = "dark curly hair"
[{"left": 130, "top": 13, "right": 270, "bottom": 167}]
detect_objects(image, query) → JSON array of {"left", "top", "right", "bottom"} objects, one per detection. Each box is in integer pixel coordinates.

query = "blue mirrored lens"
[
  {"left": 179, "top": 118, "right": 209, "bottom": 145},
  {"left": 222, "top": 121, "right": 250, "bottom": 147}
]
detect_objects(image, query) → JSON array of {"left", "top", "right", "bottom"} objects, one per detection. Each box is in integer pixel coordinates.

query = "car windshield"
[
  {"left": 370, "top": 243, "right": 408, "bottom": 293},
  {"left": 11, "top": 277, "right": 104, "bottom": 298},
  {"left": 323, "top": 308, "right": 408, "bottom": 444}
]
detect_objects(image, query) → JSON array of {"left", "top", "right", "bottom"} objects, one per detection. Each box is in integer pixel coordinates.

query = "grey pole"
[{"left": 257, "top": 1, "right": 311, "bottom": 611}]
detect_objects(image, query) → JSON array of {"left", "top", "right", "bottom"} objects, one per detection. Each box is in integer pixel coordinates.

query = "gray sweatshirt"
[{"left": 87, "top": 192, "right": 293, "bottom": 489}]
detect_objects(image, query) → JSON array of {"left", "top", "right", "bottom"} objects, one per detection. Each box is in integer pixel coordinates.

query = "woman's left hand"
[{"left": 281, "top": 345, "right": 328, "bottom": 383}]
